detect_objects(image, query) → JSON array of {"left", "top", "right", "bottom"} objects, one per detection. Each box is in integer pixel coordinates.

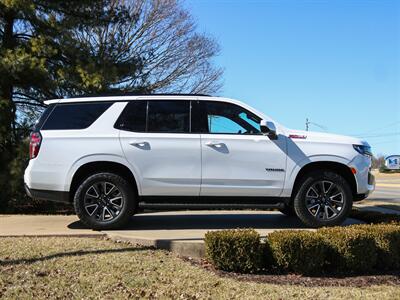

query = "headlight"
[{"left": 353, "top": 144, "right": 372, "bottom": 157}]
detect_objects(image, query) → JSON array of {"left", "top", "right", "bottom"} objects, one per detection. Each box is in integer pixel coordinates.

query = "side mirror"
[{"left": 260, "top": 120, "right": 277, "bottom": 139}]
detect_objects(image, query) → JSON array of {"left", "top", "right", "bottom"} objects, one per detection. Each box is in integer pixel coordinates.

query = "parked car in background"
[{"left": 24, "top": 94, "right": 375, "bottom": 229}]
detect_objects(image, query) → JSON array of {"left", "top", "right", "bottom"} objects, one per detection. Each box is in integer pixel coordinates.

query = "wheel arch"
[
  {"left": 290, "top": 161, "right": 357, "bottom": 201},
  {"left": 69, "top": 161, "right": 139, "bottom": 203}
]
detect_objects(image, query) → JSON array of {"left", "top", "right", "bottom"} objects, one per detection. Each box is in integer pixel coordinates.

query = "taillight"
[{"left": 29, "top": 132, "right": 42, "bottom": 159}]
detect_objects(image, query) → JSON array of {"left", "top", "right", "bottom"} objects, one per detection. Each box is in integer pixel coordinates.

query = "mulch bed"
[{"left": 181, "top": 257, "right": 400, "bottom": 287}]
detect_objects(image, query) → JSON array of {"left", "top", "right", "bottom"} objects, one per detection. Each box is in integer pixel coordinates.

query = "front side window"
[
  {"left": 147, "top": 100, "right": 190, "bottom": 133},
  {"left": 204, "top": 101, "right": 261, "bottom": 135}
]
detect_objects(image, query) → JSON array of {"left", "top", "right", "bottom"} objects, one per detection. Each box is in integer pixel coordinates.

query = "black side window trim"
[
  {"left": 190, "top": 100, "right": 207, "bottom": 133},
  {"left": 145, "top": 100, "right": 149, "bottom": 132}
]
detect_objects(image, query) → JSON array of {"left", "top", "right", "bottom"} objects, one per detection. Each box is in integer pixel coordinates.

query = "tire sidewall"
[
  {"left": 293, "top": 171, "right": 353, "bottom": 227},
  {"left": 74, "top": 172, "right": 135, "bottom": 230}
]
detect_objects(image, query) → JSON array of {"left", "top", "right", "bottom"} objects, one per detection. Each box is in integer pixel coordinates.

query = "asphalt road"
[{"left": 367, "top": 173, "right": 400, "bottom": 204}]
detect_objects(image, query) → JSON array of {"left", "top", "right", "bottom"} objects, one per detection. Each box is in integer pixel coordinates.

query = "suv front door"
[
  {"left": 198, "top": 101, "right": 286, "bottom": 197},
  {"left": 117, "top": 100, "right": 201, "bottom": 196}
]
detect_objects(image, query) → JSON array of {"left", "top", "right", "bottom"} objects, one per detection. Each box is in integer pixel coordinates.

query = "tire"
[
  {"left": 293, "top": 170, "right": 353, "bottom": 228},
  {"left": 279, "top": 205, "right": 296, "bottom": 217},
  {"left": 74, "top": 172, "right": 136, "bottom": 230}
]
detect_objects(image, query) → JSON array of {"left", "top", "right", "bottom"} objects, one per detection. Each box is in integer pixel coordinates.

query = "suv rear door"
[
  {"left": 116, "top": 100, "right": 201, "bottom": 196},
  {"left": 198, "top": 100, "right": 286, "bottom": 197}
]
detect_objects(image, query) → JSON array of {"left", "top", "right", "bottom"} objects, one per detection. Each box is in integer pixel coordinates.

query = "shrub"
[
  {"left": 204, "top": 229, "right": 264, "bottom": 273},
  {"left": 350, "top": 208, "right": 400, "bottom": 224},
  {"left": 205, "top": 225, "right": 400, "bottom": 275},
  {"left": 351, "top": 224, "right": 400, "bottom": 270},
  {"left": 319, "top": 227, "right": 377, "bottom": 273},
  {"left": 267, "top": 230, "right": 329, "bottom": 275}
]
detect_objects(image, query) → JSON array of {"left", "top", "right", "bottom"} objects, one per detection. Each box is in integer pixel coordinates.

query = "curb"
[{"left": 107, "top": 234, "right": 205, "bottom": 258}]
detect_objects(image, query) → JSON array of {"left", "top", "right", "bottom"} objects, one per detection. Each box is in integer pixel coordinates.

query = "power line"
[
  {"left": 353, "top": 121, "right": 400, "bottom": 137},
  {"left": 358, "top": 132, "right": 400, "bottom": 138}
]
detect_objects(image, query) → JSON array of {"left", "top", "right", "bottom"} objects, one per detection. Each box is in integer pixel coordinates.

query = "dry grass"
[{"left": 1, "top": 237, "right": 400, "bottom": 299}]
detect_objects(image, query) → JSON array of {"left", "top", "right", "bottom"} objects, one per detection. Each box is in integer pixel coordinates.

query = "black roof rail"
[{"left": 66, "top": 92, "right": 211, "bottom": 98}]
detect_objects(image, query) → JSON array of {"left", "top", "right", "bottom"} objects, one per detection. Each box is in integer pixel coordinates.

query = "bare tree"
[
  {"left": 73, "top": 0, "right": 223, "bottom": 95},
  {"left": 372, "top": 154, "right": 386, "bottom": 169},
  {"left": 11, "top": 0, "right": 223, "bottom": 123}
]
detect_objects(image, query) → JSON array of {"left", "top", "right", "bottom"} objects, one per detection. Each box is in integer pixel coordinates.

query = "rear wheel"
[
  {"left": 293, "top": 171, "right": 352, "bottom": 228},
  {"left": 74, "top": 172, "right": 136, "bottom": 230}
]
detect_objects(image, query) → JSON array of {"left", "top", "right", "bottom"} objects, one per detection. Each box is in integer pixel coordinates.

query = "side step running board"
[{"left": 138, "top": 202, "right": 285, "bottom": 210}]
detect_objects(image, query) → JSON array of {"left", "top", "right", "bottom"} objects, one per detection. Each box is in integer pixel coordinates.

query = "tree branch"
[{"left": 14, "top": 101, "right": 46, "bottom": 108}]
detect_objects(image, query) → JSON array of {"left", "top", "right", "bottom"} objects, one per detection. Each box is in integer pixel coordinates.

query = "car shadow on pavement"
[
  {"left": 377, "top": 204, "right": 400, "bottom": 211},
  {"left": 68, "top": 212, "right": 359, "bottom": 231}
]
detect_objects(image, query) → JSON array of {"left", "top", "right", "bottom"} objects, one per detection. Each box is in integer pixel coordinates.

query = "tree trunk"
[{"left": 0, "top": 12, "right": 15, "bottom": 210}]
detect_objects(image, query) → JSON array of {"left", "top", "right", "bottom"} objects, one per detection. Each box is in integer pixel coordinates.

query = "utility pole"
[{"left": 305, "top": 118, "right": 327, "bottom": 132}]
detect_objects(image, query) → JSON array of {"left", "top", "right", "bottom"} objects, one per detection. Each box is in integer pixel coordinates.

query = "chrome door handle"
[
  {"left": 205, "top": 141, "right": 224, "bottom": 148},
  {"left": 129, "top": 141, "right": 149, "bottom": 148}
]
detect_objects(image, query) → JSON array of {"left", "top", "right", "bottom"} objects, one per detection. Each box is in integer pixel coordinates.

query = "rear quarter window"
[
  {"left": 41, "top": 102, "right": 113, "bottom": 130},
  {"left": 33, "top": 104, "right": 55, "bottom": 131}
]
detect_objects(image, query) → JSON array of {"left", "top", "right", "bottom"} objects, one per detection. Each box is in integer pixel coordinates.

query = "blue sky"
[{"left": 185, "top": 0, "right": 400, "bottom": 156}]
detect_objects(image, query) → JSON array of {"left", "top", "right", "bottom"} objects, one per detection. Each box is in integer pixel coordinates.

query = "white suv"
[{"left": 24, "top": 94, "right": 375, "bottom": 229}]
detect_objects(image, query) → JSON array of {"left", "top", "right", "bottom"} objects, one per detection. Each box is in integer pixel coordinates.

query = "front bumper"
[
  {"left": 354, "top": 171, "right": 375, "bottom": 202},
  {"left": 349, "top": 153, "right": 375, "bottom": 196}
]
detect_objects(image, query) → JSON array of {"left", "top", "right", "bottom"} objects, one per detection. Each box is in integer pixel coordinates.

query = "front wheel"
[
  {"left": 74, "top": 172, "right": 136, "bottom": 230},
  {"left": 293, "top": 171, "right": 352, "bottom": 228}
]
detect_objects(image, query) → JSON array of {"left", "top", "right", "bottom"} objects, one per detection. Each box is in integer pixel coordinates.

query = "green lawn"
[{"left": 0, "top": 237, "right": 399, "bottom": 299}]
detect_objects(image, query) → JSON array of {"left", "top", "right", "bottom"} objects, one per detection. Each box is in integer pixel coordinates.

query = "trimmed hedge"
[
  {"left": 204, "top": 229, "right": 264, "bottom": 273},
  {"left": 351, "top": 224, "right": 400, "bottom": 270},
  {"left": 268, "top": 230, "right": 329, "bottom": 275},
  {"left": 205, "top": 224, "right": 400, "bottom": 275},
  {"left": 319, "top": 227, "right": 377, "bottom": 273}
]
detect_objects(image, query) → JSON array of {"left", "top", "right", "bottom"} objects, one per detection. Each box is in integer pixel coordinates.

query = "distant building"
[{"left": 385, "top": 155, "right": 400, "bottom": 170}]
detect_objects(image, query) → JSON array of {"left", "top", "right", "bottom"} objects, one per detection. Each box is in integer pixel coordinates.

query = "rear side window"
[
  {"left": 114, "top": 101, "right": 147, "bottom": 132},
  {"left": 147, "top": 100, "right": 190, "bottom": 133},
  {"left": 41, "top": 102, "right": 112, "bottom": 130},
  {"left": 115, "top": 100, "right": 190, "bottom": 133}
]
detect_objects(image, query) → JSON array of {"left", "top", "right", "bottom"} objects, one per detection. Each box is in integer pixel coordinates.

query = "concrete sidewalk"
[
  {"left": 0, "top": 214, "right": 104, "bottom": 237},
  {"left": 1, "top": 211, "right": 363, "bottom": 258}
]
